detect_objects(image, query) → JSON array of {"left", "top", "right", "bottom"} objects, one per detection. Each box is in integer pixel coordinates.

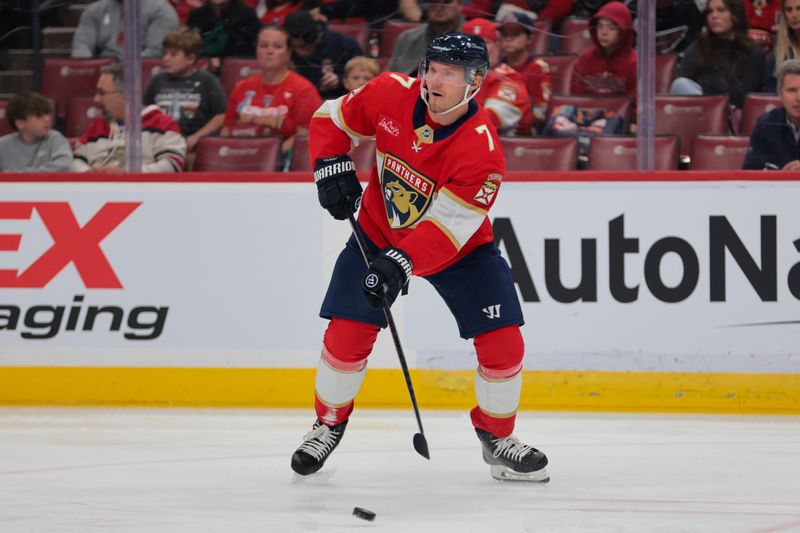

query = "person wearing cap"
[
  {"left": 462, "top": 18, "right": 534, "bottom": 135},
  {"left": 284, "top": 9, "right": 363, "bottom": 99},
  {"left": 387, "top": 0, "right": 465, "bottom": 76},
  {"left": 462, "top": 0, "right": 572, "bottom": 26},
  {"left": 497, "top": 11, "right": 552, "bottom": 131},
  {"left": 570, "top": 1, "right": 637, "bottom": 105}
]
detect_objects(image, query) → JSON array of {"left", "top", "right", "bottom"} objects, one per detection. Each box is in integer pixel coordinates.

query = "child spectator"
[
  {"left": 462, "top": 18, "right": 534, "bottom": 136},
  {"left": 144, "top": 26, "right": 228, "bottom": 153},
  {"left": 187, "top": 0, "right": 261, "bottom": 74},
  {"left": 570, "top": 1, "right": 637, "bottom": 104},
  {"left": 745, "top": 0, "right": 779, "bottom": 51},
  {"left": 71, "top": 0, "right": 180, "bottom": 60},
  {"left": 497, "top": 12, "right": 551, "bottom": 130},
  {"left": 0, "top": 92, "right": 72, "bottom": 172},
  {"left": 284, "top": 10, "right": 363, "bottom": 99},
  {"left": 671, "top": 0, "right": 765, "bottom": 108},
  {"left": 221, "top": 25, "right": 322, "bottom": 154},
  {"left": 72, "top": 64, "right": 186, "bottom": 172},
  {"left": 765, "top": 0, "right": 800, "bottom": 92},
  {"left": 342, "top": 56, "right": 380, "bottom": 92}
]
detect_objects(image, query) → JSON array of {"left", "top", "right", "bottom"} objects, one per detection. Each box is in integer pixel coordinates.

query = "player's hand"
[
  {"left": 314, "top": 154, "right": 362, "bottom": 220},
  {"left": 362, "top": 248, "right": 413, "bottom": 308},
  {"left": 782, "top": 160, "right": 800, "bottom": 171}
]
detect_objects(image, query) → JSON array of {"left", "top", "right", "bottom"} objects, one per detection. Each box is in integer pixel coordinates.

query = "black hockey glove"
[
  {"left": 361, "top": 248, "right": 413, "bottom": 308},
  {"left": 314, "top": 154, "right": 362, "bottom": 220}
]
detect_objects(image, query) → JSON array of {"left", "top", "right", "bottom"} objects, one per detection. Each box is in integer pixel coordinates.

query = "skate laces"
[
  {"left": 492, "top": 435, "right": 534, "bottom": 462},
  {"left": 298, "top": 424, "right": 340, "bottom": 460}
]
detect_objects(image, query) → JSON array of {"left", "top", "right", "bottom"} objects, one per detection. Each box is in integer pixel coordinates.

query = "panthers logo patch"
[{"left": 381, "top": 154, "right": 435, "bottom": 229}]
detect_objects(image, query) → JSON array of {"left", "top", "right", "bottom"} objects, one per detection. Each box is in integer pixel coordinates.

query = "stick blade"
[{"left": 413, "top": 433, "right": 430, "bottom": 459}]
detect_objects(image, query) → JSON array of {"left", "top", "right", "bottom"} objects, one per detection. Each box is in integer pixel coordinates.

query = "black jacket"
[
  {"left": 187, "top": 1, "right": 260, "bottom": 59},
  {"left": 743, "top": 107, "right": 800, "bottom": 169}
]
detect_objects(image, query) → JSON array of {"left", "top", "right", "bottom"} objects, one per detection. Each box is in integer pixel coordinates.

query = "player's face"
[
  {"left": 781, "top": 73, "right": 800, "bottom": 124},
  {"left": 784, "top": 0, "right": 800, "bottom": 32},
  {"left": 162, "top": 48, "right": 194, "bottom": 76},
  {"left": 706, "top": 0, "right": 733, "bottom": 36},
  {"left": 424, "top": 61, "right": 469, "bottom": 113},
  {"left": 257, "top": 28, "right": 291, "bottom": 71}
]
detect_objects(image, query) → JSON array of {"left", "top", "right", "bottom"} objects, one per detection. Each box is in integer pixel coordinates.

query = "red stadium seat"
[
  {"left": 65, "top": 96, "right": 103, "bottom": 137},
  {"left": 529, "top": 19, "right": 551, "bottom": 56},
  {"left": 654, "top": 95, "right": 730, "bottom": 162},
  {"left": 0, "top": 100, "right": 12, "bottom": 137},
  {"left": 140, "top": 57, "right": 209, "bottom": 90},
  {"left": 502, "top": 136, "right": 578, "bottom": 171},
  {"left": 329, "top": 22, "right": 369, "bottom": 50},
  {"left": 548, "top": 94, "right": 632, "bottom": 130},
  {"left": 539, "top": 54, "right": 578, "bottom": 95},
  {"left": 738, "top": 93, "right": 782, "bottom": 135},
  {"left": 587, "top": 135, "right": 680, "bottom": 170},
  {"left": 194, "top": 136, "right": 281, "bottom": 172},
  {"left": 220, "top": 58, "right": 262, "bottom": 96},
  {"left": 41, "top": 57, "right": 114, "bottom": 119},
  {"left": 690, "top": 134, "right": 750, "bottom": 170},
  {"left": 655, "top": 53, "right": 677, "bottom": 94},
  {"left": 558, "top": 18, "right": 592, "bottom": 55},
  {"left": 380, "top": 20, "right": 421, "bottom": 57},
  {"left": 291, "top": 135, "right": 376, "bottom": 173}
]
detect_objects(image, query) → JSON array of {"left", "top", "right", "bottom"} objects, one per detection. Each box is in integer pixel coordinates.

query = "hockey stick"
[{"left": 345, "top": 208, "right": 430, "bottom": 460}]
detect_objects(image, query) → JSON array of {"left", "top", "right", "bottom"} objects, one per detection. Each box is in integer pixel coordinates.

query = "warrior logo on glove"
[{"left": 314, "top": 154, "right": 363, "bottom": 221}]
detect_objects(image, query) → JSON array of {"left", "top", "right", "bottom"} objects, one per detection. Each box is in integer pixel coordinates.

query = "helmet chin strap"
[{"left": 420, "top": 78, "right": 482, "bottom": 116}]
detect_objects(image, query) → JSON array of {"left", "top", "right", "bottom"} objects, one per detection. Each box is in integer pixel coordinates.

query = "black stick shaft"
[{"left": 345, "top": 210, "right": 429, "bottom": 456}]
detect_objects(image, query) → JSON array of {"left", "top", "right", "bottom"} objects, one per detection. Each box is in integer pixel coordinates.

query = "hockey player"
[{"left": 291, "top": 32, "right": 550, "bottom": 483}]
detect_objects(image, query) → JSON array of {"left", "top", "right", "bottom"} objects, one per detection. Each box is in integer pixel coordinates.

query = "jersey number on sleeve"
[
  {"left": 475, "top": 124, "right": 495, "bottom": 152},
  {"left": 389, "top": 73, "right": 415, "bottom": 90}
]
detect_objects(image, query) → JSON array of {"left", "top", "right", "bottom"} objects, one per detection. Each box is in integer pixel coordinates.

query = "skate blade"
[
  {"left": 489, "top": 464, "right": 550, "bottom": 483},
  {"left": 291, "top": 467, "right": 337, "bottom": 484}
]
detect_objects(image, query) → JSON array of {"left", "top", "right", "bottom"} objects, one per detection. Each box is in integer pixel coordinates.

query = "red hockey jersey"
[
  {"left": 476, "top": 63, "right": 533, "bottom": 136},
  {"left": 310, "top": 72, "right": 506, "bottom": 277},
  {"left": 224, "top": 72, "right": 322, "bottom": 138}
]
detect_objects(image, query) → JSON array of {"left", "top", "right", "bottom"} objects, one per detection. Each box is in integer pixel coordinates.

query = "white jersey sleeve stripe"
[
  {"left": 423, "top": 187, "right": 488, "bottom": 250},
  {"left": 484, "top": 97, "right": 523, "bottom": 129},
  {"left": 314, "top": 95, "right": 374, "bottom": 142}
]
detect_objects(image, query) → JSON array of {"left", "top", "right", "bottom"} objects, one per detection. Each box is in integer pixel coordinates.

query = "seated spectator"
[
  {"left": 72, "top": 64, "right": 186, "bottom": 172},
  {"left": 387, "top": 0, "right": 464, "bottom": 76},
  {"left": 169, "top": 0, "right": 204, "bottom": 23},
  {"left": 462, "top": 18, "right": 534, "bottom": 135},
  {"left": 221, "top": 25, "right": 322, "bottom": 155},
  {"left": 570, "top": 1, "right": 637, "bottom": 104},
  {"left": 144, "top": 26, "right": 227, "bottom": 154},
  {"left": 743, "top": 59, "right": 800, "bottom": 169},
  {"left": 462, "top": 0, "right": 572, "bottom": 25},
  {"left": 71, "top": 0, "right": 179, "bottom": 60},
  {"left": 765, "top": 0, "right": 800, "bottom": 92},
  {"left": 745, "top": 0, "right": 779, "bottom": 51},
  {"left": 342, "top": 56, "right": 380, "bottom": 91},
  {"left": 284, "top": 10, "right": 363, "bottom": 99},
  {"left": 0, "top": 92, "right": 72, "bottom": 172},
  {"left": 656, "top": 0, "right": 706, "bottom": 53},
  {"left": 187, "top": 0, "right": 261, "bottom": 74},
  {"left": 497, "top": 12, "right": 551, "bottom": 128},
  {"left": 670, "top": 0, "right": 765, "bottom": 108}
]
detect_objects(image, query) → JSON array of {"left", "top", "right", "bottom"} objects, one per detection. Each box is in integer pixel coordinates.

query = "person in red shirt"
[
  {"left": 570, "top": 1, "right": 637, "bottom": 104},
  {"left": 290, "top": 32, "right": 550, "bottom": 483},
  {"left": 462, "top": 17, "right": 534, "bottom": 135},
  {"left": 222, "top": 25, "right": 322, "bottom": 154}
]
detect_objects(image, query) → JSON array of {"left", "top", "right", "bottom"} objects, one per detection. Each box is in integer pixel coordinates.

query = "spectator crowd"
[{"left": 1, "top": 0, "right": 798, "bottom": 172}]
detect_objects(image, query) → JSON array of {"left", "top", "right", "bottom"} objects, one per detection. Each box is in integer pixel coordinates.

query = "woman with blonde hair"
[{"left": 765, "top": 0, "right": 800, "bottom": 91}]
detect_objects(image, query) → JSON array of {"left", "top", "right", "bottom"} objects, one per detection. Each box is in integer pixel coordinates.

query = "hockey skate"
[
  {"left": 475, "top": 428, "right": 550, "bottom": 482},
  {"left": 291, "top": 419, "right": 348, "bottom": 475}
]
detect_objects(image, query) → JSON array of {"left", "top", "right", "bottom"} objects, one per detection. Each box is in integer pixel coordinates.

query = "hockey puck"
[{"left": 352, "top": 507, "right": 376, "bottom": 522}]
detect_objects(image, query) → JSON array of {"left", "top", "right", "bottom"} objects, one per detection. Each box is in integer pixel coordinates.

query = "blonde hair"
[
  {"left": 344, "top": 56, "right": 380, "bottom": 78},
  {"left": 775, "top": 0, "right": 800, "bottom": 74}
]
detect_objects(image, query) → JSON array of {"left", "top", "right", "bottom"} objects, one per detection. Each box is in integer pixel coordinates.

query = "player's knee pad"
[
  {"left": 473, "top": 325, "right": 524, "bottom": 378},
  {"left": 322, "top": 317, "right": 380, "bottom": 370}
]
